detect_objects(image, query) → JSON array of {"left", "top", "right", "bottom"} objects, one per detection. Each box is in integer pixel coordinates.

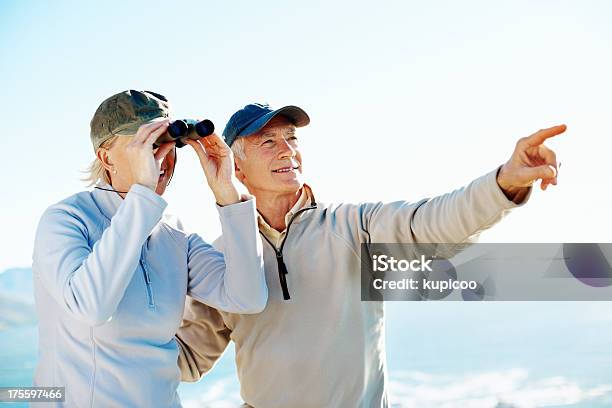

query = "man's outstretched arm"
[{"left": 361, "top": 124, "right": 566, "bottom": 244}]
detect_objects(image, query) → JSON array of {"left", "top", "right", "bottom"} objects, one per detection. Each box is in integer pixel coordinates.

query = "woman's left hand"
[{"left": 185, "top": 134, "right": 241, "bottom": 206}]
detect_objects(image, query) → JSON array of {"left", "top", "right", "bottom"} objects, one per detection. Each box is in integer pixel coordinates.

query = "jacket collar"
[
  {"left": 91, "top": 183, "right": 125, "bottom": 221},
  {"left": 278, "top": 183, "right": 318, "bottom": 225},
  {"left": 256, "top": 183, "right": 318, "bottom": 232},
  {"left": 291, "top": 183, "right": 318, "bottom": 224}
]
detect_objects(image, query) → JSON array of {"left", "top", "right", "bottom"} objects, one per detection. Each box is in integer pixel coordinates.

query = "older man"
[{"left": 177, "top": 103, "right": 564, "bottom": 407}]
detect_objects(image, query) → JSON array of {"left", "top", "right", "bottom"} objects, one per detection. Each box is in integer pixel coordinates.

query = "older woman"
[{"left": 31, "top": 90, "right": 267, "bottom": 407}]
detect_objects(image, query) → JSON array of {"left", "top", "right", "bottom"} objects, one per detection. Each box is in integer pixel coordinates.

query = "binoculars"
[{"left": 155, "top": 119, "right": 215, "bottom": 148}]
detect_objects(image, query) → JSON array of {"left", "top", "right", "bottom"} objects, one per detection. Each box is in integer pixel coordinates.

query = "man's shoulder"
[
  {"left": 298, "top": 201, "right": 379, "bottom": 238},
  {"left": 311, "top": 200, "right": 385, "bottom": 220}
]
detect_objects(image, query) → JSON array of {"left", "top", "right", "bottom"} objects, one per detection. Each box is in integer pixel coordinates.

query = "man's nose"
[{"left": 278, "top": 139, "right": 296, "bottom": 159}]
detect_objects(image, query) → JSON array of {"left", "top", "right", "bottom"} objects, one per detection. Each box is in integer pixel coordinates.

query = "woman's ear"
[{"left": 96, "top": 148, "right": 113, "bottom": 173}]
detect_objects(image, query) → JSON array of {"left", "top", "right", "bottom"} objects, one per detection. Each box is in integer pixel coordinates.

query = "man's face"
[{"left": 235, "top": 115, "right": 303, "bottom": 196}]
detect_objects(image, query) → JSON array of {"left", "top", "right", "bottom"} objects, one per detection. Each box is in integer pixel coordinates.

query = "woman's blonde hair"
[{"left": 82, "top": 136, "right": 118, "bottom": 186}]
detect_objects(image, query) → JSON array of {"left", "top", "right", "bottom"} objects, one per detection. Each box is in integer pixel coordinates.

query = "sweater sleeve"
[
  {"left": 32, "top": 184, "right": 166, "bottom": 326},
  {"left": 186, "top": 198, "right": 267, "bottom": 314},
  {"left": 176, "top": 296, "right": 232, "bottom": 382},
  {"left": 361, "top": 167, "right": 531, "bottom": 244}
]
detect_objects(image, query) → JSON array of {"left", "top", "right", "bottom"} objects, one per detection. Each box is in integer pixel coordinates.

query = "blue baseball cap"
[{"left": 222, "top": 103, "right": 310, "bottom": 146}]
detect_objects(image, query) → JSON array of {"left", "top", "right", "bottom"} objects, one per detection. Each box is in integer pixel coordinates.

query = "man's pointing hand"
[{"left": 497, "top": 124, "right": 566, "bottom": 202}]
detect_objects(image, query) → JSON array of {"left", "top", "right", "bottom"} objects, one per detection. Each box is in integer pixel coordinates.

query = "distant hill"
[{"left": 0, "top": 267, "right": 36, "bottom": 329}]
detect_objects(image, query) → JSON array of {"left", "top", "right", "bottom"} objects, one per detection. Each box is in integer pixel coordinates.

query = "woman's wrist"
[{"left": 213, "top": 183, "right": 241, "bottom": 206}]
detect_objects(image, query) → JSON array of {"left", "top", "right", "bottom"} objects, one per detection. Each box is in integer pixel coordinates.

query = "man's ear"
[{"left": 234, "top": 159, "right": 246, "bottom": 183}]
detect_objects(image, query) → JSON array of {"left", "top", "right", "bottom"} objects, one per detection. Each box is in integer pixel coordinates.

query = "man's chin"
[
  {"left": 279, "top": 179, "right": 304, "bottom": 194},
  {"left": 253, "top": 179, "right": 303, "bottom": 196}
]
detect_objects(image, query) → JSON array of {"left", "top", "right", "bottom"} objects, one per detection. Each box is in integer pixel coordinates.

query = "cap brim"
[
  {"left": 113, "top": 116, "right": 168, "bottom": 136},
  {"left": 239, "top": 105, "right": 310, "bottom": 137}
]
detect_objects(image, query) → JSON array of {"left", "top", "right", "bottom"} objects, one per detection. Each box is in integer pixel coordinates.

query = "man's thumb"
[{"left": 521, "top": 165, "right": 556, "bottom": 182}]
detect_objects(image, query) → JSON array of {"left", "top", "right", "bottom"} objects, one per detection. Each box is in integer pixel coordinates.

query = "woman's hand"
[
  {"left": 185, "top": 134, "right": 241, "bottom": 206},
  {"left": 125, "top": 119, "right": 175, "bottom": 191}
]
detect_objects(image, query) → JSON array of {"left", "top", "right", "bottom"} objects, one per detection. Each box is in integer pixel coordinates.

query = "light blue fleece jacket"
[{"left": 32, "top": 184, "right": 267, "bottom": 407}]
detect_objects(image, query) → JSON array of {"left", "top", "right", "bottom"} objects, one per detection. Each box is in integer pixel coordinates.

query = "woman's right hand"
[
  {"left": 125, "top": 119, "right": 175, "bottom": 191},
  {"left": 185, "top": 133, "right": 241, "bottom": 206}
]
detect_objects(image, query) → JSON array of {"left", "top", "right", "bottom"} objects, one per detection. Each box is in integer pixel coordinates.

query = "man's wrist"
[
  {"left": 500, "top": 185, "right": 530, "bottom": 204},
  {"left": 496, "top": 166, "right": 530, "bottom": 204}
]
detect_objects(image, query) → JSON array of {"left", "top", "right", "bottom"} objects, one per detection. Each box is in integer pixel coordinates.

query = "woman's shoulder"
[
  {"left": 44, "top": 190, "right": 97, "bottom": 216},
  {"left": 158, "top": 213, "right": 191, "bottom": 249},
  {"left": 39, "top": 190, "right": 103, "bottom": 233}
]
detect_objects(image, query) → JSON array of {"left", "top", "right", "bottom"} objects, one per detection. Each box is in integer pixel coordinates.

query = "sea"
[{"left": 1, "top": 267, "right": 611, "bottom": 407}]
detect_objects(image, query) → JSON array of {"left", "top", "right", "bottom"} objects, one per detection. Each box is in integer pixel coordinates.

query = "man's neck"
[{"left": 255, "top": 189, "right": 302, "bottom": 232}]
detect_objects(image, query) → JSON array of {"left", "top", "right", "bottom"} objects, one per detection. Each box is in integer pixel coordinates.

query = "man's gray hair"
[{"left": 231, "top": 137, "right": 247, "bottom": 160}]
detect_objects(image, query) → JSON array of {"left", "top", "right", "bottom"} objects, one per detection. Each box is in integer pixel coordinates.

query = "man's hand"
[
  {"left": 185, "top": 134, "right": 241, "bottom": 206},
  {"left": 497, "top": 124, "right": 566, "bottom": 201},
  {"left": 125, "top": 119, "right": 174, "bottom": 191}
]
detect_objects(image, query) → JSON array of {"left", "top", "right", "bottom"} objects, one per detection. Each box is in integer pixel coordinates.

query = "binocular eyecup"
[{"left": 155, "top": 119, "right": 215, "bottom": 148}]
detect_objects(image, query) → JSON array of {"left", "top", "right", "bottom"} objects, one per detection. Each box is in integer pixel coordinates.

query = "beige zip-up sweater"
[{"left": 176, "top": 168, "right": 529, "bottom": 408}]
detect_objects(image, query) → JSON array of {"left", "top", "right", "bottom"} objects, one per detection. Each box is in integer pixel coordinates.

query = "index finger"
[
  {"left": 200, "top": 132, "right": 220, "bottom": 142},
  {"left": 153, "top": 141, "right": 175, "bottom": 161},
  {"left": 204, "top": 133, "right": 230, "bottom": 148},
  {"left": 133, "top": 119, "right": 169, "bottom": 144},
  {"left": 524, "top": 124, "right": 567, "bottom": 147},
  {"left": 143, "top": 121, "right": 170, "bottom": 147}
]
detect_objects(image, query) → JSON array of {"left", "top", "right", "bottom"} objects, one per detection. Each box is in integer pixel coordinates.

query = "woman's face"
[{"left": 103, "top": 136, "right": 176, "bottom": 196}]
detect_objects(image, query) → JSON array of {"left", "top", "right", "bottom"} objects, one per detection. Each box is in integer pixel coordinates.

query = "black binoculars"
[{"left": 155, "top": 119, "right": 215, "bottom": 148}]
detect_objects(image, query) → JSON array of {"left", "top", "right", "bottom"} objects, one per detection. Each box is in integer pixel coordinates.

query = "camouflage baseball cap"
[{"left": 90, "top": 90, "right": 170, "bottom": 151}]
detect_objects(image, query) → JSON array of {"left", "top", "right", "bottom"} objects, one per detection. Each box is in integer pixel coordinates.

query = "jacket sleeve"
[
  {"left": 176, "top": 296, "right": 231, "bottom": 382},
  {"left": 32, "top": 184, "right": 167, "bottom": 326},
  {"left": 186, "top": 198, "right": 267, "bottom": 314},
  {"left": 361, "top": 167, "right": 530, "bottom": 244}
]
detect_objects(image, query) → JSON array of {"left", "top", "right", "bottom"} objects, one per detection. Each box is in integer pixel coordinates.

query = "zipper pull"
[
  {"left": 139, "top": 253, "right": 155, "bottom": 309},
  {"left": 276, "top": 254, "right": 291, "bottom": 300}
]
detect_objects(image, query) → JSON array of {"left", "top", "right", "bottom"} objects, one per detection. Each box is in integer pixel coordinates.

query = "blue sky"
[{"left": 1, "top": 0, "right": 611, "bottom": 270}]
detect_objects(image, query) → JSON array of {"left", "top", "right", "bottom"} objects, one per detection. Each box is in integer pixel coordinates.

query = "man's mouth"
[{"left": 272, "top": 166, "right": 300, "bottom": 173}]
